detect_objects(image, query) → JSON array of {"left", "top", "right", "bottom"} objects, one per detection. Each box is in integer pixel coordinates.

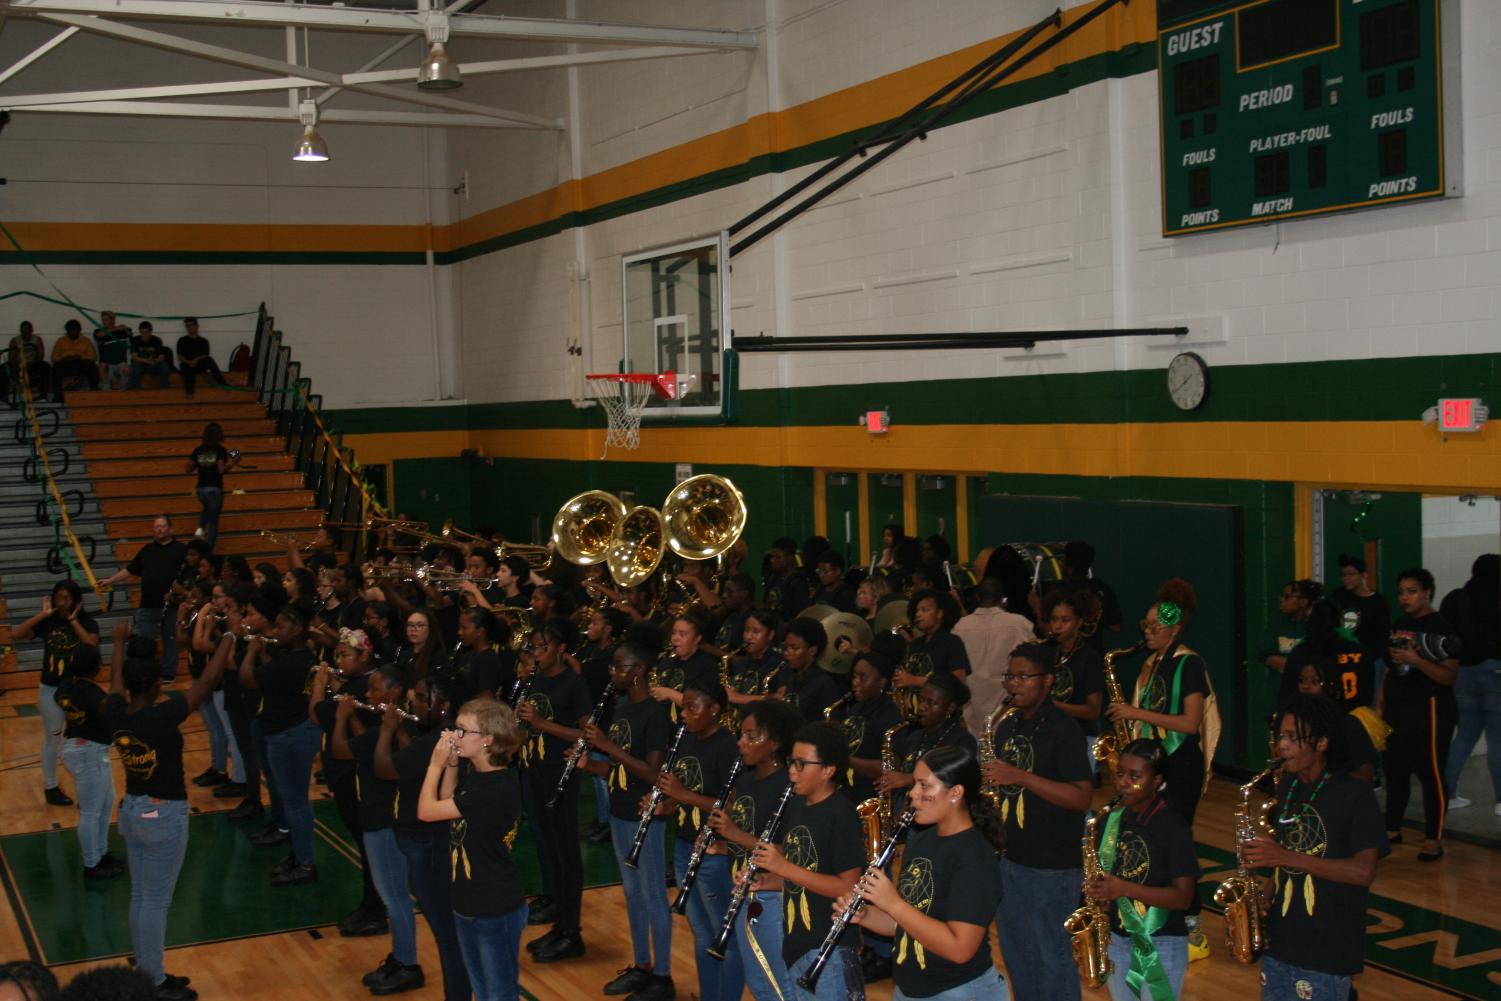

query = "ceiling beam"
[
  {"left": 0, "top": 25, "right": 78, "bottom": 86},
  {"left": 8, "top": 0, "right": 760, "bottom": 49},
  {"left": 36, "top": 12, "right": 562, "bottom": 128},
  {"left": 26, "top": 99, "right": 516, "bottom": 127},
  {"left": 344, "top": 44, "right": 720, "bottom": 85}
]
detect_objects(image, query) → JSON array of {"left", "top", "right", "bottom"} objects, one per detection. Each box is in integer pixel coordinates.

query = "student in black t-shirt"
[
  {"left": 713, "top": 573, "right": 755, "bottom": 653},
  {"left": 513, "top": 617, "right": 592, "bottom": 962},
  {"left": 1084, "top": 738, "right": 1198, "bottom": 1001},
  {"left": 1441, "top": 554, "right": 1501, "bottom": 809},
  {"left": 706, "top": 698, "right": 801, "bottom": 1001},
  {"left": 417, "top": 697, "right": 528, "bottom": 1001},
  {"left": 653, "top": 682, "right": 744, "bottom": 1001},
  {"left": 1331, "top": 553, "right": 1392, "bottom": 690},
  {"left": 811, "top": 552, "right": 859, "bottom": 614},
  {"left": 750, "top": 721, "right": 866, "bottom": 1000},
  {"left": 726, "top": 607, "right": 788, "bottom": 707},
  {"left": 649, "top": 609, "right": 720, "bottom": 711},
  {"left": 398, "top": 608, "right": 452, "bottom": 681},
  {"left": 14, "top": 579, "right": 100, "bottom": 806},
  {"left": 1381, "top": 567, "right": 1460, "bottom": 860},
  {"left": 779, "top": 617, "right": 845, "bottom": 723},
  {"left": 1245, "top": 695, "right": 1385, "bottom": 1001},
  {"left": 893, "top": 590, "right": 971, "bottom": 718},
  {"left": 982, "top": 641, "right": 1093, "bottom": 1001},
  {"left": 127, "top": 320, "right": 172, "bottom": 388},
  {"left": 452, "top": 608, "right": 512, "bottom": 700},
  {"left": 841, "top": 744, "right": 1008, "bottom": 1001},
  {"left": 183, "top": 422, "right": 238, "bottom": 549},
  {"left": 310, "top": 565, "right": 369, "bottom": 655},
  {"left": 376, "top": 671, "right": 474, "bottom": 1001},
  {"left": 238, "top": 604, "right": 322, "bottom": 885},
  {"left": 579, "top": 641, "right": 676, "bottom": 1001},
  {"left": 1295, "top": 661, "right": 1380, "bottom": 783},
  {"left": 1038, "top": 540, "right": 1125, "bottom": 651},
  {"left": 55, "top": 645, "right": 122, "bottom": 880},
  {"left": 1044, "top": 587, "right": 1107, "bottom": 755},
  {"left": 833, "top": 652, "right": 905, "bottom": 806},
  {"left": 763, "top": 538, "right": 812, "bottom": 623},
  {"left": 105, "top": 619, "right": 233, "bottom": 1000},
  {"left": 175, "top": 317, "right": 224, "bottom": 395},
  {"left": 575, "top": 607, "right": 624, "bottom": 843},
  {"left": 333, "top": 664, "right": 425, "bottom": 995},
  {"left": 880, "top": 672, "right": 979, "bottom": 820},
  {"left": 1281, "top": 599, "right": 1373, "bottom": 709}
]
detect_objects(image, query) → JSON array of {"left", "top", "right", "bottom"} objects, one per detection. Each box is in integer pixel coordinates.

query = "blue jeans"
[
  {"left": 454, "top": 905, "right": 527, "bottom": 1001},
  {"left": 263, "top": 720, "right": 322, "bottom": 865},
  {"left": 674, "top": 839, "right": 743, "bottom": 1001},
  {"left": 398, "top": 828, "right": 471, "bottom": 1001},
  {"left": 364, "top": 827, "right": 417, "bottom": 966},
  {"left": 996, "top": 859, "right": 1082, "bottom": 1001},
  {"left": 196, "top": 486, "right": 224, "bottom": 549},
  {"left": 62, "top": 739, "right": 115, "bottom": 868},
  {"left": 254, "top": 719, "right": 287, "bottom": 830},
  {"left": 590, "top": 753, "right": 610, "bottom": 824},
  {"left": 38, "top": 682, "right": 64, "bottom": 788},
  {"left": 1260, "top": 954, "right": 1350, "bottom": 1001},
  {"left": 199, "top": 699, "right": 228, "bottom": 774},
  {"left": 1107, "top": 932, "right": 1187, "bottom": 1001},
  {"left": 787, "top": 944, "right": 864, "bottom": 1001},
  {"left": 609, "top": 814, "right": 672, "bottom": 975},
  {"left": 133, "top": 606, "right": 179, "bottom": 683},
  {"left": 118, "top": 795, "right": 189, "bottom": 987},
  {"left": 895, "top": 967, "right": 1010, "bottom": 1001},
  {"left": 1446, "top": 659, "right": 1501, "bottom": 800},
  {"left": 212, "top": 690, "right": 244, "bottom": 782},
  {"left": 737, "top": 888, "right": 796, "bottom": 1001},
  {"left": 128, "top": 358, "right": 172, "bottom": 388}
]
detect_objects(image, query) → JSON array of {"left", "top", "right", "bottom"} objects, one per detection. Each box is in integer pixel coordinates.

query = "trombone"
[
  {"left": 260, "top": 529, "right": 314, "bottom": 553},
  {"left": 442, "top": 518, "right": 553, "bottom": 572}
]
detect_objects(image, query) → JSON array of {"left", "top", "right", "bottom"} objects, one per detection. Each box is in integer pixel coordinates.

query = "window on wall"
[{"left": 621, "top": 234, "right": 728, "bottom": 420}]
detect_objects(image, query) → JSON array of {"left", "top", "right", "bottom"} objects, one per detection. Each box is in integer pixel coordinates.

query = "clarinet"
[
  {"left": 707, "top": 781, "right": 795, "bottom": 960},
  {"left": 547, "top": 682, "right": 616, "bottom": 809},
  {"left": 672, "top": 758, "right": 745, "bottom": 914},
  {"left": 624, "top": 723, "right": 688, "bottom": 869},
  {"left": 796, "top": 804, "right": 918, "bottom": 989},
  {"left": 331, "top": 693, "right": 420, "bottom": 722},
  {"left": 506, "top": 670, "right": 534, "bottom": 709}
]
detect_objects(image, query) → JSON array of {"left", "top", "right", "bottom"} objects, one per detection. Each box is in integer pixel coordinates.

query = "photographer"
[{"left": 1381, "top": 567, "right": 1460, "bottom": 861}]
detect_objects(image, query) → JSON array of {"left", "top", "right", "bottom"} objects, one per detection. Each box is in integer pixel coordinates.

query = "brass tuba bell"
[
  {"left": 662, "top": 474, "right": 747, "bottom": 562},
  {"left": 552, "top": 490, "right": 629, "bottom": 566},
  {"left": 607, "top": 505, "right": 666, "bottom": 588}
]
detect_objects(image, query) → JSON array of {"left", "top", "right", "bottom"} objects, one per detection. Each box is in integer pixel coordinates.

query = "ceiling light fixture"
[
  {"left": 417, "top": 12, "right": 462, "bottom": 90},
  {"left": 292, "top": 101, "right": 329, "bottom": 162}
]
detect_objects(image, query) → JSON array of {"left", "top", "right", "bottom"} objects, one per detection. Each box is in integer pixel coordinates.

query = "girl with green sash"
[{"left": 1085, "top": 738, "right": 1198, "bottom": 1001}]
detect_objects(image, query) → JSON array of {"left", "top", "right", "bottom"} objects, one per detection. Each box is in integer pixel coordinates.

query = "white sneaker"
[
  {"left": 194, "top": 528, "right": 205, "bottom": 538},
  {"left": 1493, "top": 803, "right": 1501, "bottom": 818},
  {"left": 1449, "top": 796, "right": 1472, "bottom": 810}
]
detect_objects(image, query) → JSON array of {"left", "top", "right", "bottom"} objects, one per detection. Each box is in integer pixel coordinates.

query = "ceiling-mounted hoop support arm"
[{"left": 730, "top": 327, "right": 1188, "bottom": 353}]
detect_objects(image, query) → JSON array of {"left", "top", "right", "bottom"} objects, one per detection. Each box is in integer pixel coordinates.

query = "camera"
[{"left": 1388, "top": 631, "right": 1462, "bottom": 664}]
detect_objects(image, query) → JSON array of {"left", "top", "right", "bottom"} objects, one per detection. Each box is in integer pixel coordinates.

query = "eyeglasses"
[
  {"left": 1138, "top": 619, "right": 1168, "bottom": 633},
  {"left": 453, "top": 726, "right": 476, "bottom": 739},
  {"left": 1001, "top": 672, "right": 1048, "bottom": 682},
  {"left": 1273, "top": 731, "right": 1307, "bottom": 746},
  {"left": 788, "top": 758, "right": 828, "bottom": 771},
  {"left": 741, "top": 730, "right": 767, "bottom": 743}
]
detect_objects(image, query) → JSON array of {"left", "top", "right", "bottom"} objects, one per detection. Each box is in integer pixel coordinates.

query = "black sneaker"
[
  {"left": 269, "top": 862, "right": 317, "bottom": 886},
  {"left": 193, "top": 768, "right": 228, "bottom": 788},
  {"left": 249, "top": 826, "right": 290, "bottom": 848},
  {"left": 340, "top": 908, "right": 390, "bottom": 938},
  {"left": 227, "top": 799, "right": 264, "bottom": 821},
  {"left": 162, "top": 974, "right": 192, "bottom": 988},
  {"left": 44, "top": 786, "right": 74, "bottom": 807},
  {"left": 527, "top": 895, "right": 558, "bottom": 925},
  {"left": 213, "top": 782, "right": 249, "bottom": 799},
  {"left": 84, "top": 859, "right": 125, "bottom": 881},
  {"left": 604, "top": 966, "right": 653, "bottom": 995},
  {"left": 155, "top": 982, "right": 197, "bottom": 1001},
  {"left": 368, "top": 964, "right": 425, "bottom": 996},
  {"left": 270, "top": 853, "right": 298, "bottom": 877},
  {"left": 627, "top": 974, "right": 676, "bottom": 1001},
  {"left": 362, "top": 955, "right": 401, "bottom": 988},
  {"left": 531, "top": 931, "right": 585, "bottom": 963},
  {"left": 587, "top": 823, "right": 613, "bottom": 844},
  {"left": 860, "top": 949, "right": 892, "bottom": 983},
  {"left": 526, "top": 928, "right": 563, "bottom": 954}
]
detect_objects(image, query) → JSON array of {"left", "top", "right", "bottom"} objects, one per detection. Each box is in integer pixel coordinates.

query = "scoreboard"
[{"left": 1157, "top": 0, "right": 1460, "bottom": 237}]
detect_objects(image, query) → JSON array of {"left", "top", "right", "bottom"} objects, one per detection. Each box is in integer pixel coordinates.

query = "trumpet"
[
  {"left": 332, "top": 693, "right": 420, "bottom": 722},
  {"left": 260, "top": 529, "right": 314, "bottom": 552}
]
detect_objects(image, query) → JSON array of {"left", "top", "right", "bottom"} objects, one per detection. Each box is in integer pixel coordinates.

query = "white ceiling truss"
[{"left": 0, "top": 0, "right": 759, "bottom": 129}]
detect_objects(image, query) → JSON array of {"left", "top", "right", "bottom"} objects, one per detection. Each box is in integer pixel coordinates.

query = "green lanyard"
[
  {"left": 1142, "top": 654, "right": 1190, "bottom": 756},
  {"left": 1098, "top": 808, "right": 1177, "bottom": 1001}
]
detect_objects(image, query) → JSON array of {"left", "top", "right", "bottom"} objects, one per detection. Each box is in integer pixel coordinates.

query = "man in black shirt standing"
[
  {"left": 103, "top": 516, "right": 190, "bottom": 684},
  {"left": 175, "top": 317, "right": 224, "bottom": 396},
  {"left": 1247, "top": 694, "right": 1384, "bottom": 1001}
]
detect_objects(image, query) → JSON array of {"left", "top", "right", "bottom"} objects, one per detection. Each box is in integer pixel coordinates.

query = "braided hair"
[
  {"left": 1274, "top": 693, "right": 1348, "bottom": 770},
  {"left": 921, "top": 744, "right": 1006, "bottom": 856}
]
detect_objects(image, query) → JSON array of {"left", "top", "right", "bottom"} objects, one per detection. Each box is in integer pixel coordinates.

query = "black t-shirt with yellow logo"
[
  {"left": 35, "top": 611, "right": 99, "bottom": 687},
  {"left": 727, "top": 767, "right": 790, "bottom": 877},
  {"left": 990, "top": 700, "right": 1090, "bottom": 870},
  {"left": 893, "top": 825, "right": 1003, "bottom": 997},
  {"left": 55, "top": 676, "right": 110, "bottom": 745},
  {"left": 1050, "top": 641, "right": 1105, "bottom": 737},
  {"left": 670, "top": 727, "right": 737, "bottom": 843},
  {"left": 778, "top": 791, "right": 865, "bottom": 965},
  {"left": 105, "top": 692, "right": 190, "bottom": 800},
  {"left": 518, "top": 666, "right": 591, "bottom": 777},
  {"left": 1093, "top": 793, "right": 1198, "bottom": 938},
  {"left": 833, "top": 696, "right": 904, "bottom": 803},
  {"left": 605, "top": 697, "right": 672, "bottom": 821},
  {"left": 450, "top": 767, "right": 526, "bottom": 919}
]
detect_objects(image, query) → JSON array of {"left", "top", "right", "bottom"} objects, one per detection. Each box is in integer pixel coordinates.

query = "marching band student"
[
  {"left": 763, "top": 538, "right": 812, "bottom": 622},
  {"left": 983, "top": 641, "right": 1093, "bottom": 1001},
  {"left": 54, "top": 645, "right": 122, "bottom": 880},
  {"left": 650, "top": 609, "right": 720, "bottom": 710},
  {"left": 1084, "top": 738, "right": 1198, "bottom": 1001},
  {"left": 856, "top": 576, "right": 894, "bottom": 629},
  {"left": 893, "top": 590, "right": 970, "bottom": 717},
  {"left": 309, "top": 629, "right": 389, "bottom": 938},
  {"left": 15, "top": 579, "right": 99, "bottom": 807},
  {"left": 879, "top": 672, "right": 979, "bottom": 802},
  {"left": 840, "top": 745, "right": 1009, "bottom": 1001},
  {"left": 779, "top": 618, "right": 843, "bottom": 723},
  {"left": 713, "top": 573, "right": 756, "bottom": 652},
  {"left": 105, "top": 621, "right": 234, "bottom": 1001},
  {"left": 212, "top": 584, "right": 265, "bottom": 821},
  {"left": 364, "top": 601, "right": 401, "bottom": 664},
  {"left": 1044, "top": 588, "right": 1107, "bottom": 766},
  {"left": 418, "top": 699, "right": 528, "bottom": 1001},
  {"left": 810, "top": 552, "right": 858, "bottom": 613},
  {"left": 708, "top": 698, "right": 801, "bottom": 1001},
  {"left": 1246, "top": 694, "right": 1385, "bottom": 1001},
  {"left": 1296, "top": 661, "right": 1381, "bottom": 783},
  {"left": 378, "top": 672, "right": 475, "bottom": 1001},
  {"left": 576, "top": 607, "right": 625, "bottom": 843},
  {"left": 726, "top": 608, "right": 787, "bottom": 706},
  {"left": 834, "top": 651, "right": 904, "bottom": 806},
  {"left": 514, "top": 618, "right": 592, "bottom": 962},
  {"left": 333, "top": 665, "right": 425, "bottom": 995},
  {"left": 453, "top": 607, "right": 512, "bottom": 699},
  {"left": 398, "top": 608, "right": 451, "bottom": 680},
  {"left": 653, "top": 682, "right": 743, "bottom": 1001},
  {"left": 579, "top": 642, "right": 675, "bottom": 1001},
  {"left": 750, "top": 721, "right": 866, "bottom": 1001}
]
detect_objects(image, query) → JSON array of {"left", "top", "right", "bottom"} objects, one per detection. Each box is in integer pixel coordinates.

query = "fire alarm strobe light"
[{"left": 860, "top": 410, "right": 891, "bottom": 434}]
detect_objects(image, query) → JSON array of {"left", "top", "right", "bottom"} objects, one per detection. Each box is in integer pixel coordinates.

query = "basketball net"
[{"left": 588, "top": 379, "right": 653, "bottom": 457}]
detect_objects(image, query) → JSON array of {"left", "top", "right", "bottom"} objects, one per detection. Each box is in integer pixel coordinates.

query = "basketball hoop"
[{"left": 586, "top": 371, "right": 676, "bottom": 457}]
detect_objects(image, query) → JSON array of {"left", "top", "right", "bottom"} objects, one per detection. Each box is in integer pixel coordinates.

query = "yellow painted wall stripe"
[{"left": 345, "top": 418, "right": 1501, "bottom": 494}]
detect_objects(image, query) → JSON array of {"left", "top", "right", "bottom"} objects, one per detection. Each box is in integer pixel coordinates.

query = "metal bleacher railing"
[{"left": 248, "top": 305, "right": 387, "bottom": 562}]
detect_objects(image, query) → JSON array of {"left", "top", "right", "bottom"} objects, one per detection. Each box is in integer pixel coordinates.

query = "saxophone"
[
  {"left": 979, "top": 701, "right": 1020, "bottom": 812},
  {"left": 856, "top": 716, "right": 912, "bottom": 856},
  {"left": 718, "top": 646, "right": 745, "bottom": 727},
  {"left": 1093, "top": 640, "right": 1146, "bottom": 779},
  {"left": 1214, "top": 758, "right": 1281, "bottom": 963},
  {"left": 1063, "top": 795, "right": 1121, "bottom": 988}
]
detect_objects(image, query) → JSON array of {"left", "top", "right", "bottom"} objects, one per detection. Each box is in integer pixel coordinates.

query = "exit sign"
[{"left": 1437, "top": 398, "right": 1486, "bottom": 432}]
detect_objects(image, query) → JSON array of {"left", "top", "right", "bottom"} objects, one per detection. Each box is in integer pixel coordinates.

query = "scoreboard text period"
[{"left": 1157, "top": 0, "right": 1461, "bottom": 237}]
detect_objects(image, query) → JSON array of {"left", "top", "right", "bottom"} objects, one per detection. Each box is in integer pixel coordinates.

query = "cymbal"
[
  {"left": 872, "top": 599, "right": 910, "bottom": 634},
  {"left": 820, "top": 613, "right": 873, "bottom": 675}
]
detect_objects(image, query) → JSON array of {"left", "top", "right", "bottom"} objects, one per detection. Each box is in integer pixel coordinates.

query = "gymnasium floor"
[{"left": 2, "top": 687, "right": 1498, "bottom": 1001}]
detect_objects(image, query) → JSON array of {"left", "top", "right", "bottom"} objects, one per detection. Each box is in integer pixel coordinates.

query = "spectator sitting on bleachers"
[
  {"left": 51, "top": 319, "right": 100, "bottom": 400},
  {"left": 3, "top": 321, "right": 51, "bottom": 406},
  {"left": 94, "top": 310, "right": 133, "bottom": 390},
  {"left": 176, "top": 317, "right": 225, "bottom": 396},
  {"left": 128, "top": 320, "right": 173, "bottom": 389}
]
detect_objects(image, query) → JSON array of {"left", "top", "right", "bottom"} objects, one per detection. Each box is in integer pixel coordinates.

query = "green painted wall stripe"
[
  {"left": 0, "top": 250, "right": 429, "bottom": 267},
  {"left": 326, "top": 351, "right": 1501, "bottom": 434}
]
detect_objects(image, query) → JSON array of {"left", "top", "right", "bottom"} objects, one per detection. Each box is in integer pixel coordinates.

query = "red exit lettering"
[{"left": 1440, "top": 399, "right": 1473, "bottom": 430}]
